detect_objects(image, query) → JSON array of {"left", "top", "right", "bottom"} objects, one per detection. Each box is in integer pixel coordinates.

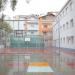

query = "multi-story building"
[
  {"left": 39, "top": 12, "right": 55, "bottom": 47},
  {"left": 13, "top": 14, "right": 39, "bottom": 36},
  {"left": 53, "top": 0, "right": 75, "bottom": 49},
  {"left": 24, "top": 14, "right": 39, "bottom": 35},
  {"left": 53, "top": 0, "right": 75, "bottom": 74}
]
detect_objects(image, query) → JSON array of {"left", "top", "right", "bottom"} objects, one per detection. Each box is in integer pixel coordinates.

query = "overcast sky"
[{"left": 4, "top": 0, "right": 68, "bottom": 17}]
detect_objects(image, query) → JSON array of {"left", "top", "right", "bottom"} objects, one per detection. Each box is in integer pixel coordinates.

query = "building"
[
  {"left": 53, "top": 0, "right": 75, "bottom": 49},
  {"left": 24, "top": 14, "right": 39, "bottom": 35},
  {"left": 53, "top": 0, "right": 75, "bottom": 74},
  {"left": 39, "top": 12, "right": 55, "bottom": 48},
  {"left": 13, "top": 14, "right": 39, "bottom": 36}
]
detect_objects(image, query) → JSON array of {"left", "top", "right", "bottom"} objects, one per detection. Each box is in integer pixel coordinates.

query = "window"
[
  {"left": 60, "top": 26, "right": 62, "bottom": 30},
  {"left": 63, "top": 11, "right": 64, "bottom": 16},
  {"left": 61, "top": 38, "right": 62, "bottom": 43},
  {"left": 31, "top": 24, "right": 34, "bottom": 27},
  {"left": 60, "top": 14, "right": 61, "bottom": 18},
  {"left": 63, "top": 37, "right": 65, "bottom": 43},
  {"left": 70, "top": 2, "right": 72, "bottom": 10},
  {"left": 57, "top": 16, "right": 59, "bottom": 20},
  {"left": 67, "top": 36, "right": 74, "bottom": 44},
  {"left": 63, "top": 24, "right": 65, "bottom": 30},
  {"left": 44, "top": 25, "right": 47, "bottom": 28},
  {"left": 71, "top": 36, "right": 74, "bottom": 44},
  {"left": 60, "top": 13, "right": 63, "bottom": 18},
  {"left": 66, "top": 22, "right": 69, "bottom": 29},
  {"left": 70, "top": 19, "right": 74, "bottom": 27},
  {"left": 66, "top": 37, "right": 70, "bottom": 44},
  {"left": 66, "top": 7, "right": 67, "bottom": 12}
]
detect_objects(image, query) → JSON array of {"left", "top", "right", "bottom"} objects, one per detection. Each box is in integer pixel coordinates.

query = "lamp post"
[
  {"left": 57, "top": 17, "right": 61, "bottom": 73},
  {"left": 42, "top": 29, "right": 47, "bottom": 53}
]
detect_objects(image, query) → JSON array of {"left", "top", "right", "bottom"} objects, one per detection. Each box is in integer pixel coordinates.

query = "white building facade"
[
  {"left": 13, "top": 15, "right": 25, "bottom": 30},
  {"left": 24, "top": 15, "right": 39, "bottom": 35},
  {"left": 53, "top": 0, "right": 75, "bottom": 49}
]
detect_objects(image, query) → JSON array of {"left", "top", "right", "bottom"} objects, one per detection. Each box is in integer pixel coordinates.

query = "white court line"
[{"left": 27, "top": 66, "right": 54, "bottom": 72}]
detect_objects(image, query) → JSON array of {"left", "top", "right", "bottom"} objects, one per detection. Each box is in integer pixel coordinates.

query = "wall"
[{"left": 53, "top": 0, "right": 75, "bottom": 49}]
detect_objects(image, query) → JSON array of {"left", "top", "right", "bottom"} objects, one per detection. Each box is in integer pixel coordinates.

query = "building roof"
[
  {"left": 39, "top": 12, "right": 56, "bottom": 19},
  {"left": 56, "top": 0, "right": 71, "bottom": 17}
]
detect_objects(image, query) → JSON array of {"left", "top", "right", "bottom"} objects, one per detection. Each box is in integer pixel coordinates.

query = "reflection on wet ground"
[{"left": 0, "top": 48, "right": 54, "bottom": 75}]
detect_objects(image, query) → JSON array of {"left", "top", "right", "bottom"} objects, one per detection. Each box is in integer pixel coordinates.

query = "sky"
[{"left": 4, "top": 0, "right": 68, "bottom": 17}]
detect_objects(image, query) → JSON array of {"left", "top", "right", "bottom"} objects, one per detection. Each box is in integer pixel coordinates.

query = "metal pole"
[
  {"left": 58, "top": 19, "right": 61, "bottom": 73},
  {"left": 18, "top": 20, "right": 19, "bottom": 30}
]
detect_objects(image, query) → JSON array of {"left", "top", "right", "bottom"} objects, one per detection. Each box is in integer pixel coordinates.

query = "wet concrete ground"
[
  {"left": 0, "top": 48, "right": 75, "bottom": 75},
  {"left": 7, "top": 53, "right": 54, "bottom": 75}
]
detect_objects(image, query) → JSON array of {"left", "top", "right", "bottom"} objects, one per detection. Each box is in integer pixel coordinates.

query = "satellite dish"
[{"left": 26, "top": 0, "right": 31, "bottom": 4}]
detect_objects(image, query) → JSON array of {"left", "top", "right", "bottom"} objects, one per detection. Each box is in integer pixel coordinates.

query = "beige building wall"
[{"left": 39, "top": 12, "right": 55, "bottom": 47}]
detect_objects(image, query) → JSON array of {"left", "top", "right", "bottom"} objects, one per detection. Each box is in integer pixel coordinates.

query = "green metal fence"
[{"left": 10, "top": 35, "right": 44, "bottom": 49}]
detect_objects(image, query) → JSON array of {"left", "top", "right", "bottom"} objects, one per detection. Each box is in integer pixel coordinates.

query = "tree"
[
  {"left": 0, "top": 0, "right": 17, "bottom": 12},
  {"left": 11, "top": 0, "right": 17, "bottom": 11},
  {"left": 0, "top": 19, "right": 12, "bottom": 33},
  {"left": 0, "top": 0, "right": 17, "bottom": 32},
  {"left": 0, "top": 0, "right": 8, "bottom": 12}
]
